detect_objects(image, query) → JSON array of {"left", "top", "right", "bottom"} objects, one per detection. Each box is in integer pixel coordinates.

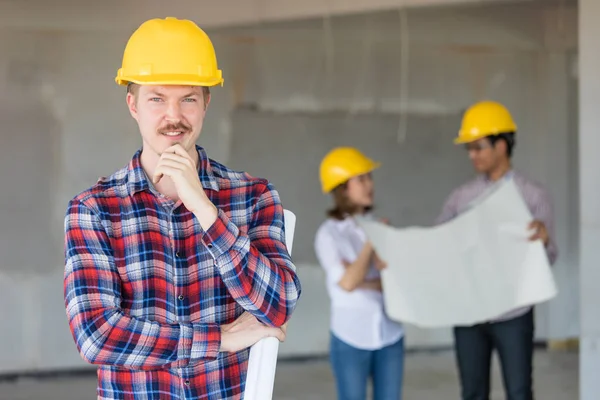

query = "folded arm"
[
  {"left": 64, "top": 200, "right": 221, "bottom": 371},
  {"left": 201, "top": 182, "right": 301, "bottom": 327}
]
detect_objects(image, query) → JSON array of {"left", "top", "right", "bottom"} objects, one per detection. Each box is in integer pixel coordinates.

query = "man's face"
[
  {"left": 464, "top": 137, "right": 504, "bottom": 174},
  {"left": 126, "top": 85, "right": 210, "bottom": 158}
]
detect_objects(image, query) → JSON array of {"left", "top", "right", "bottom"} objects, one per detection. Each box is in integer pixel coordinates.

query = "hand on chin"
[
  {"left": 158, "top": 135, "right": 191, "bottom": 155},
  {"left": 153, "top": 144, "right": 204, "bottom": 210},
  {"left": 152, "top": 144, "right": 218, "bottom": 229}
]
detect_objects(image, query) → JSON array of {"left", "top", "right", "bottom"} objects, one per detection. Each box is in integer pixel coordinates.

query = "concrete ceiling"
[{"left": 0, "top": 0, "right": 535, "bottom": 32}]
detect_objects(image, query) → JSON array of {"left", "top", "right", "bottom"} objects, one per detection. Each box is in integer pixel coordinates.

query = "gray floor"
[{"left": 0, "top": 350, "right": 577, "bottom": 399}]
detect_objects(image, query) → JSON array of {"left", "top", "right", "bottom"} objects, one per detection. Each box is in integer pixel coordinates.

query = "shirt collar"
[
  {"left": 478, "top": 168, "right": 516, "bottom": 184},
  {"left": 335, "top": 212, "right": 374, "bottom": 230},
  {"left": 127, "top": 145, "right": 220, "bottom": 196}
]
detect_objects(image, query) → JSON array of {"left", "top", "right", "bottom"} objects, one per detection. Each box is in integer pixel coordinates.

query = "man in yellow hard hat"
[
  {"left": 436, "top": 100, "right": 557, "bottom": 400},
  {"left": 63, "top": 17, "right": 301, "bottom": 399}
]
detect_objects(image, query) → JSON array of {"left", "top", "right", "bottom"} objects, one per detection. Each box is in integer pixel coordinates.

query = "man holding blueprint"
[{"left": 436, "top": 101, "right": 558, "bottom": 400}]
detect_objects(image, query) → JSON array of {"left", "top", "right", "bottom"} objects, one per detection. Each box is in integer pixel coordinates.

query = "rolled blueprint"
[{"left": 244, "top": 210, "right": 296, "bottom": 400}]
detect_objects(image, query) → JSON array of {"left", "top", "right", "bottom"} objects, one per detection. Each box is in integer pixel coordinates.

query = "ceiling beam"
[{"left": 0, "top": 0, "right": 526, "bottom": 32}]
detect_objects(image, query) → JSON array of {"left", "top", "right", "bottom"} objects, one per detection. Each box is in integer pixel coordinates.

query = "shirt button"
[
  {"left": 207, "top": 243, "right": 213, "bottom": 249},
  {"left": 185, "top": 380, "right": 190, "bottom": 386},
  {"left": 175, "top": 251, "right": 181, "bottom": 258},
  {"left": 178, "top": 295, "right": 184, "bottom": 301}
]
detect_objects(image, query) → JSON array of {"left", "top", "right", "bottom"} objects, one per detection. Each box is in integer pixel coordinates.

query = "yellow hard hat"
[
  {"left": 319, "top": 147, "right": 380, "bottom": 193},
  {"left": 115, "top": 17, "right": 224, "bottom": 87},
  {"left": 455, "top": 101, "right": 517, "bottom": 144}
]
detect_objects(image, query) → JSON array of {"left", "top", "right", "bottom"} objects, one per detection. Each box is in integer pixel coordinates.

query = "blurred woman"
[{"left": 314, "top": 147, "right": 405, "bottom": 400}]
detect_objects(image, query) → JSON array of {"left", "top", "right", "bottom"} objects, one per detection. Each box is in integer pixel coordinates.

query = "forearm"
[
  {"left": 65, "top": 301, "right": 221, "bottom": 370},
  {"left": 338, "top": 243, "right": 373, "bottom": 292},
  {"left": 357, "top": 278, "right": 382, "bottom": 292},
  {"left": 65, "top": 200, "right": 222, "bottom": 370},
  {"left": 191, "top": 197, "right": 219, "bottom": 231},
  {"left": 200, "top": 208, "right": 301, "bottom": 328}
]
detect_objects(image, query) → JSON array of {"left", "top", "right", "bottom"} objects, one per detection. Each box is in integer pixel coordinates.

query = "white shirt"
[{"left": 314, "top": 216, "right": 404, "bottom": 350}]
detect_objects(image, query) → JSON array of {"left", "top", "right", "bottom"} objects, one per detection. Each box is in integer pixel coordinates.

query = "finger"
[
  {"left": 153, "top": 171, "right": 164, "bottom": 185},
  {"left": 528, "top": 232, "right": 540, "bottom": 241},
  {"left": 236, "top": 312, "right": 254, "bottom": 324},
  {"left": 268, "top": 326, "right": 286, "bottom": 342},
  {"left": 528, "top": 221, "right": 538, "bottom": 229},
  {"left": 160, "top": 151, "right": 194, "bottom": 168},
  {"left": 236, "top": 311, "right": 250, "bottom": 320},
  {"left": 228, "top": 312, "right": 253, "bottom": 331},
  {"left": 152, "top": 164, "right": 183, "bottom": 184},
  {"left": 156, "top": 159, "right": 186, "bottom": 172},
  {"left": 166, "top": 144, "right": 195, "bottom": 162}
]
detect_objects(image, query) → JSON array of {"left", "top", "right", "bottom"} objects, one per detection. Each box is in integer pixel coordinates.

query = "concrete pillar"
[{"left": 579, "top": 0, "right": 600, "bottom": 398}]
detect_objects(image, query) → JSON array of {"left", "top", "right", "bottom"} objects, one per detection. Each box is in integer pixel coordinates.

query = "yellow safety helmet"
[
  {"left": 455, "top": 101, "right": 517, "bottom": 144},
  {"left": 319, "top": 147, "right": 380, "bottom": 193},
  {"left": 115, "top": 17, "right": 224, "bottom": 87}
]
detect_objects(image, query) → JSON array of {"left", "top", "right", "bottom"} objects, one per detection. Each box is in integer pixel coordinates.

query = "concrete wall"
[
  {"left": 0, "top": 1, "right": 578, "bottom": 374},
  {"left": 226, "top": 3, "right": 580, "bottom": 355}
]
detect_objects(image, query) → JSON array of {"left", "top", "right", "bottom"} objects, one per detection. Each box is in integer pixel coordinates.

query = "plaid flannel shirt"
[{"left": 64, "top": 145, "right": 301, "bottom": 399}]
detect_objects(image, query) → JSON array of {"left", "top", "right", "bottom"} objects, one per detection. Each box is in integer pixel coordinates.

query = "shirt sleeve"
[
  {"left": 435, "top": 189, "right": 460, "bottom": 225},
  {"left": 314, "top": 225, "right": 345, "bottom": 286},
  {"left": 201, "top": 182, "right": 301, "bottom": 328},
  {"left": 64, "top": 199, "right": 221, "bottom": 370}
]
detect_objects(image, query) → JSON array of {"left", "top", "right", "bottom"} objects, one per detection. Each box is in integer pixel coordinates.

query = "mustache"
[{"left": 157, "top": 122, "right": 191, "bottom": 134}]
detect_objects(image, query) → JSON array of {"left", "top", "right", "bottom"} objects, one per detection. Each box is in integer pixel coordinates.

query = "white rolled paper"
[
  {"left": 244, "top": 337, "right": 280, "bottom": 400},
  {"left": 244, "top": 210, "right": 296, "bottom": 400}
]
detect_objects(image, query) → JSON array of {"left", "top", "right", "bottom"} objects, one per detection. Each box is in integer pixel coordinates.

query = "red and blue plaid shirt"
[{"left": 64, "top": 145, "right": 301, "bottom": 399}]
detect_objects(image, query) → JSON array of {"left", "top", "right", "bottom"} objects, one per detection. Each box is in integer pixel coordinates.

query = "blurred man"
[
  {"left": 436, "top": 100, "right": 557, "bottom": 400},
  {"left": 63, "top": 17, "right": 301, "bottom": 399}
]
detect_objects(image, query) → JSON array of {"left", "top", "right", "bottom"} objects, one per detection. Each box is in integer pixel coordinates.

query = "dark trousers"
[{"left": 453, "top": 309, "right": 534, "bottom": 400}]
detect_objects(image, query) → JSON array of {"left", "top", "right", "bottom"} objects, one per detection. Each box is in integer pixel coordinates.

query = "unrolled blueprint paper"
[{"left": 357, "top": 180, "right": 557, "bottom": 328}]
